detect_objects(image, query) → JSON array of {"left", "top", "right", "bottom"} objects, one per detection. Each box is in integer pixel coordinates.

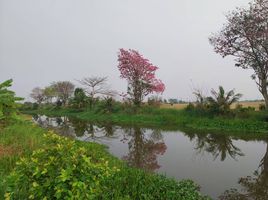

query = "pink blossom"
[{"left": 118, "top": 49, "right": 165, "bottom": 105}]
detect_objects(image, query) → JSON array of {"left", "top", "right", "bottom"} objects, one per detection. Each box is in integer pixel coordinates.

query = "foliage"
[
  {"left": 78, "top": 76, "right": 115, "bottom": 110},
  {"left": 3, "top": 124, "right": 209, "bottom": 200},
  {"left": 30, "top": 87, "right": 45, "bottom": 105},
  {"left": 70, "top": 88, "right": 88, "bottom": 109},
  {"left": 187, "top": 86, "right": 242, "bottom": 116},
  {"left": 209, "top": 0, "right": 268, "bottom": 108},
  {"left": 168, "top": 98, "right": 179, "bottom": 105},
  {"left": 206, "top": 86, "right": 242, "bottom": 115},
  {"left": 51, "top": 81, "right": 75, "bottom": 106},
  {"left": 0, "top": 79, "right": 23, "bottom": 123},
  {"left": 192, "top": 89, "right": 209, "bottom": 113},
  {"left": 20, "top": 102, "right": 39, "bottom": 111},
  {"left": 5, "top": 133, "right": 119, "bottom": 199},
  {"left": 94, "top": 97, "right": 118, "bottom": 114},
  {"left": 102, "top": 167, "right": 209, "bottom": 200},
  {"left": 259, "top": 103, "right": 266, "bottom": 111},
  {"left": 25, "top": 106, "right": 268, "bottom": 135},
  {"left": 43, "top": 86, "right": 56, "bottom": 103},
  {"left": 0, "top": 119, "right": 47, "bottom": 198},
  {"left": 147, "top": 96, "right": 162, "bottom": 107},
  {"left": 118, "top": 49, "right": 165, "bottom": 106}
]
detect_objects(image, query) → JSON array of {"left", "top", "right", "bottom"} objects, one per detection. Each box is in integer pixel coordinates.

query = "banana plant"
[{"left": 0, "top": 79, "right": 23, "bottom": 122}]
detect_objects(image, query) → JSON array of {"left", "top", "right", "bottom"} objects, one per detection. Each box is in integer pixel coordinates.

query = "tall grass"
[{"left": 0, "top": 119, "right": 46, "bottom": 197}]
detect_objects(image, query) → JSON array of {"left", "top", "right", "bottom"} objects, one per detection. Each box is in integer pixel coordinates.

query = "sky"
[{"left": 0, "top": 0, "right": 262, "bottom": 102}]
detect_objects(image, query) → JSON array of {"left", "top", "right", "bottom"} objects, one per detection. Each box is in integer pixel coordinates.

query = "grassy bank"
[
  {"left": 0, "top": 119, "right": 209, "bottom": 199},
  {"left": 0, "top": 118, "right": 46, "bottom": 197},
  {"left": 24, "top": 107, "right": 268, "bottom": 136}
]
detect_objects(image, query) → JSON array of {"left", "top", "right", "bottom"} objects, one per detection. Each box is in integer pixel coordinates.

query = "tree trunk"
[
  {"left": 263, "top": 92, "right": 268, "bottom": 110},
  {"left": 260, "top": 78, "right": 268, "bottom": 110}
]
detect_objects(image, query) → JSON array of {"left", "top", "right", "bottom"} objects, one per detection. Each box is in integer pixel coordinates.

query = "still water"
[{"left": 33, "top": 115, "right": 268, "bottom": 199}]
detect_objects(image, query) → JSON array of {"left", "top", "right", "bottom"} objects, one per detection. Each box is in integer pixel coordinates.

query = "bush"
[
  {"left": 5, "top": 133, "right": 119, "bottom": 199},
  {"left": 259, "top": 104, "right": 266, "bottom": 111},
  {"left": 232, "top": 104, "right": 257, "bottom": 119},
  {"left": 147, "top": 96, "right": 161, "bottom": 107},
  {"left": 185, "top": 103, "right": 195, "bottom": 111},
  {"left": 102, "top": 168, "right": 209, "bottom": 200},
  {"left": 5, "top": 132, "right": 209, "bottom": 200}
]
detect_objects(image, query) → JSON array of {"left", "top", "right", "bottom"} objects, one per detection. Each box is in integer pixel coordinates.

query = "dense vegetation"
[
  {"left": 0, "top": 119, "right": 209, "bottom": 200},
  {"left": 0, "top": 79, "right": 23, "bottom": 125}
]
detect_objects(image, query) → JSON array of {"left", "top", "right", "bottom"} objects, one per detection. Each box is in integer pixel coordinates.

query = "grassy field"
[
  {"left": 0, "top": 118, "right": 209, "bottom": 199},
  {"left": 160, "top": 101, "right": 265, "bottom": 110}
]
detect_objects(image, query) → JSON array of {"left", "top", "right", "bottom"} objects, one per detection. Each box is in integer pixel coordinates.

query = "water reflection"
[
  {"left": 122, "top": 127, "right": 167, "bottom": 171},
  {"left": 68, "top": 118, "right": 118, "bottom": 141},
  {"left": 185, "top": 132, "right": 244, "bottom": 161},
  {"left": 33, "top": 115, "right": 166, "bottom": 171},
  {"left": 220, "top": 142, "right": 268, "bottom": 200}
]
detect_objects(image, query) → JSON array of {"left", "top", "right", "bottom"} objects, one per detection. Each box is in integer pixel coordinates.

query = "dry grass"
[
  {"left": 160, "top": 101, "right": 265, "bottom": 111},
  {"left": 0, "top": 145, "right": 22, "bottom": 158},
  {"left": 160, "top": 103, "right": 188, "bottom": 110},
  {"left": 231, "top": 102, "right": 264, "bottom": 110}
]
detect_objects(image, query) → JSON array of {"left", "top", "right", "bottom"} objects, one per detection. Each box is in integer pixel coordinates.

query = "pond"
[{"left": 33, "top": 115, "right": 268, "bottom": 199}]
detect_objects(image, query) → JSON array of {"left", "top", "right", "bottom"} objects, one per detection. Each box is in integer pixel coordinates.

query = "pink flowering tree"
[{"left": 118, "top": 49, "right": 165, "bottom": 106}]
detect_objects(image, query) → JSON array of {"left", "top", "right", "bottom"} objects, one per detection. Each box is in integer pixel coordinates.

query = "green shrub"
[
  {"left": 185, "top": 103, "right": 195, "bottom": 112},
  {"left": 5, "top": 133, "right": 119, "bottom": 200},
  {"left": 102, "top": 167, "right": 209, "bottom": 200},
  {"left": 259, "top": 103, "right": 266, "bottom": 111}
]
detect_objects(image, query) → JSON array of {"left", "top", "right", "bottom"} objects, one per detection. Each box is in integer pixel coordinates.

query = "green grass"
[
  {"left": 0, "top": 118, "right": 47, "bottom": 197},
  {"left": 0, "top": 118, "right": 210, "bottom": 200},
  {"left": 24, "top": 107, "right": 268, "bottom": 136}
]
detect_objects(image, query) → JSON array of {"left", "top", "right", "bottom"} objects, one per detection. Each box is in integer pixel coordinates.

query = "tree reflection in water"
[
  {"left": 219, "top": 141, "right": 268, "bottom": 200},
  {"left": 186, "top": 132, "right": 244, "bottom": 161},
  {"left": 68, "top": 118, "right": 89, "bottom": 137},
  {"left": 68, "top": 118, "right": 119, "bottom": 142},
  {"left": 59, "top": 118, "right": 167, "bottom": 171},
  {"left": 122, "top": 127, "right": 167, "bottom": 171}
]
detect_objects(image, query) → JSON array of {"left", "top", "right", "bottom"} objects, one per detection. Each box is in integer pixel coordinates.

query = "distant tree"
[
  {"left": 30, "top": 87, "right": 45, "bottom": 104},
  {"left": 207, "top": 86, "right": 242, "bottom": 114},
  {"left": 209, "top": 0, "right": 268, "bottom": 109},
  {"left": 72, "top": 88, "right": 88, "bottom": 109},
  {"left": 78, "top": 76, "right": 115, "bottom": 109},
  {"left": 148, "top": 96, "right": 162, "bottom": 107},
  {"left": 0, "top": 79, "right": 23, "bottom": 122},
  {"left": 51, "top": 81, "right": 75, "bottom": 106},
  {"left": 43, "top": 86, "right": 56, "bottom": 103},
  {"left": 168, "top": 98, "right": 179, "bottom": 105},
  {"left": 192, "top": 88, "right": 208, "bottom": 111},
  {"left": 118, "top": 49, "right": 165, "bottom": 106}
]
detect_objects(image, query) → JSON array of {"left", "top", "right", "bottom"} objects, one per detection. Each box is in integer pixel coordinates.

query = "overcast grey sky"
[{"left": 1, "top": 0, "right": 261, "bottom": 101}]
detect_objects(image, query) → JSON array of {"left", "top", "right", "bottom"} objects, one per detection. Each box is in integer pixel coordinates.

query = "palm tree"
[{"left": 207, "top": 86, "right": 242, "bottom": 114}]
